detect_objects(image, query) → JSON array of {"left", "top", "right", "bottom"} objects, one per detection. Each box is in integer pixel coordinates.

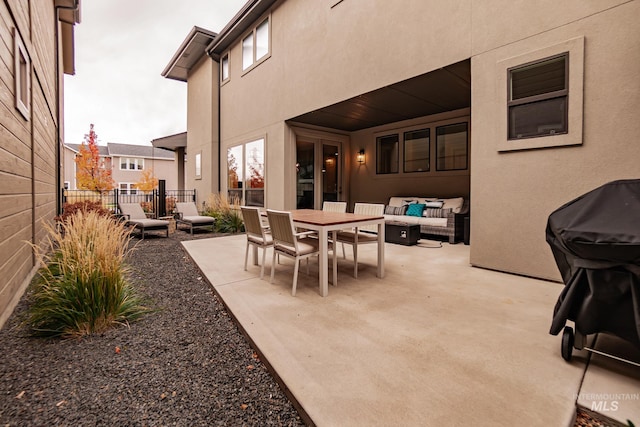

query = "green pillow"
[{"left": 406, "top": 203, "right": 425, "bottom": 217}]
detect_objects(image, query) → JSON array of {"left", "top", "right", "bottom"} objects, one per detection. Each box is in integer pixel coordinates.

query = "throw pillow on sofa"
[
  {"left": 385, "top": 205, "right": 407, "bottom": 216},
  {"left": 423, "top": 207, "right": 453, "bottom": 218},
  {"left": 424, "top": 200, "right": 444, "bottom": 208},
  {"left": 406, "top": 203, "right": 425, "bottom": 217}
]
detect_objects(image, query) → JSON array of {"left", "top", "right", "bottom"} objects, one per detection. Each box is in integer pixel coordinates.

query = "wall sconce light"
[{"left": 357, "top": 149, "right": 365, "bottom": 164}]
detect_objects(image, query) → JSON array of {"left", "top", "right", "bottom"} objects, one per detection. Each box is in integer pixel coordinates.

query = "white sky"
[{"left": 63, "top": 0, "right": 247, "bottom": 146}]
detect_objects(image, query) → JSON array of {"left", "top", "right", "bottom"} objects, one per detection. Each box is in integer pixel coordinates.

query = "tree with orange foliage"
[
  {"left": 134, "top": 169, "right": 159, "bottom": 193},
  {"left": 74, "top": 124, "right": 115, "bottom": 192}
]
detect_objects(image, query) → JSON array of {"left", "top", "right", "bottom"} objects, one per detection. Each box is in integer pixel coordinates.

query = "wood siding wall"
[{"left": 0, "top": 0, "right": 62, "bottom": 327}]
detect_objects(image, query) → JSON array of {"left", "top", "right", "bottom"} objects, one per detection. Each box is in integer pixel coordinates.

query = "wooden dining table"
[{"left": 289, "top": 209, "right": 385, "bottom": 297}]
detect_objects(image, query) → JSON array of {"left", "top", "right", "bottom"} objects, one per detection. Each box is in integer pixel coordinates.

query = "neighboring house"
[
  {"left": 0, "top": 1, "right": 81, "bottom": 327},
  {"left": 63, "top": 142, "right": 179, "bottom": 192},
  {"left": 160, "top": 1, "right": 639, "bottom": 283}
]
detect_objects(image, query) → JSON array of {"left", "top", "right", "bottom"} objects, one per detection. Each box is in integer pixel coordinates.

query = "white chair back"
[
  {"left": 353, "top": 203, "right": 385, "bottom": 233},
  {"left": 322, "top": 201, "right": 347, "bottom": 213}
]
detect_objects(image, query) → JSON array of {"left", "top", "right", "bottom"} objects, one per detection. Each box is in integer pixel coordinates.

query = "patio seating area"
[{"left": 183, "top": 234, "right": 640, "bottom": 426}]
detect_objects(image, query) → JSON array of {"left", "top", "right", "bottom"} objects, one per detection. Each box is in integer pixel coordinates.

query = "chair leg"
[
  {"left": 292, "top": 258, "right": 300, "bottom": 296},
  {"left": 342, "top": 242, "right": 346, "bottom": 259},
  {"left": 244, "top": 242, "right": 250, "bottom": 271},
  {"left": 353, "top": 244, "right": 358, "bottom": 279},
  {"left": 332, "top": 245, "right": 338, "bottom": 286},
  {"left": 270, "top": 250, "right": 277, "bottom": 283},
  {"left": 260, "top": 246, "right": 267, "bottom": 280}
]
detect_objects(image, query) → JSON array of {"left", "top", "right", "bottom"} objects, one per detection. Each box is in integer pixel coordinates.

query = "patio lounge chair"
[
  {"left": 267, "top": 209, "right": 336, "bottom": 296},
  {"left": 241, "top": 206, "right": 273, "bottom": 279},
  {"left": 175, "top": 202, "right": 215, "bottom": 235},
  {"left": 118, "top": 202, "right": 170, "bottom": 239},
  {"left": 335, "top": 203, "right": 385, "bottom": 278}
]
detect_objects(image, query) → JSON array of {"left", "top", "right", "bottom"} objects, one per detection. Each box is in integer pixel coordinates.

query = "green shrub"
[
  {"left": 202, "top": 193, "right": 244, "bottom": 233},
  {"left": 27, "top": 210, "right": 149, "bottom": 338}
]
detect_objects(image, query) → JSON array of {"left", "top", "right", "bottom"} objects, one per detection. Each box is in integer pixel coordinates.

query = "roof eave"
[
  {"left": 206, "top": 0, "right": 277, "bottom": 57},
  {"left": 162, "top": 26, "right": 218, "bottom": 82}
]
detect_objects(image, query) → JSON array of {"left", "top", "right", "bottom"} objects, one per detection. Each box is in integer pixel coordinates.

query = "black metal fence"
[{"left": 61, "top": 188, "right": 196, "bottom": 219}]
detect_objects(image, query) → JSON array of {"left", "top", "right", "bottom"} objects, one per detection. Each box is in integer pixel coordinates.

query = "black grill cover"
[{"left": 546, "top": 179, "right": 640, "bottom": 348}]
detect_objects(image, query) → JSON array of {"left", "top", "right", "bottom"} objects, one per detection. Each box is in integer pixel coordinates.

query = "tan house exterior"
[
  {"left": 0, "top": 0, "right": 81, "bottom": 327},
  {"left": 63, "top": 142, "right": 179, "bottom": 192},
  {"left": 162, "top": 0, "right": 640, "bottom": 282}
]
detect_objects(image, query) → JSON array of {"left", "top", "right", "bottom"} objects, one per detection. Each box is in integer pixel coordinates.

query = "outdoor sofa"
[{"left": 383, "top": 196, "right": 468, "bottom": 244}]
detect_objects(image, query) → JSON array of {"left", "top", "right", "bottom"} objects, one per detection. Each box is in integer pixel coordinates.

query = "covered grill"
[{"left": 546, "top": 179, "right": 640, "bottom": 362}]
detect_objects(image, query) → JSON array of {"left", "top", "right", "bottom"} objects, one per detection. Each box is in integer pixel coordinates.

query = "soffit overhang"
[
  {"left": 287, "top": 59, "right": 471, "bottom": 132},
  {"left": 162, "top": 27, "right": 218, "bottom": 82}
]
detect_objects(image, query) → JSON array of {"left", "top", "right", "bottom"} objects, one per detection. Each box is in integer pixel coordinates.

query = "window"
[
  {"left": 228, "top": 139, "right": 265, "bottom": 206},
  {"left": 119, "top": 183, "right": 137, "bottom": 195},
  {"left": 404, "top": 129, "right": 430, "bottom": 172},
  {"left": 195, "top": 152, "right": 202, "bottom": 179},
  {"left": 508, "top": 54, "right": 568, "bottom": 139},
  {"left": 436, "top": 123, "right": 468, "bottom": 171},
  {"left": 14, "top": 28, "right": 30, "bottom": 120},
  {"left": 496, "top": 36, "right": 584, "bottom": 152},
  {"left": 376, "top": 134, "right": 399, "bottom": 174},
  {"left": 120, "top": 157, "right": 144, "bottom": 170},
  {"left": 242, "top": 17, "right": 270, "bottom": 71},
  {"left": 221, "top": 54, "right": 229, "bottom": 82}
]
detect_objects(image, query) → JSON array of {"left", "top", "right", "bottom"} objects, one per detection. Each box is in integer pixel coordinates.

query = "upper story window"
[
  {"left": 508, "top": 53, "right": 568, "bottom": 140},
  {"left": 120, "top": 157, "right": 144, "bottom": 171},
  {"left": 242, "top": 17, "right": 270, "bottom": 71},
  {"left": 14, "top": 28, "right": 30, "bottom": 120},
  {"left": 221, "top": 54, "right": 229, "bottom": 82}
]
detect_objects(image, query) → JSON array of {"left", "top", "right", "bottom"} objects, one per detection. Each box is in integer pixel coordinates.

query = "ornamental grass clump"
[
  {"left": 203, "top": 193, "right": 244, "bottom": 233},
  {"left": 27, "top": 210, "right": 149, "bottom": 338}
]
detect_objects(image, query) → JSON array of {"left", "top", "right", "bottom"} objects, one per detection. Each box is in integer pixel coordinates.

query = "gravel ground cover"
[
  {"left": 0, "top": 229, "right": 304, "bottom": 426},
  {"left": 0, "top": 227, "right": 609, "bottom": 426}
]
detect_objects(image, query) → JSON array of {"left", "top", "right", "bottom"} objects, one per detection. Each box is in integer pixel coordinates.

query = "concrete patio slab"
[{"left": 183, "top": 234, "right": 639, "bottom": 426}]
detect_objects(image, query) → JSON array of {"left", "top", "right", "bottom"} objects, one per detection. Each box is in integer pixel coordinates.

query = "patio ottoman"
[{"left": 385, "top": 221, "right": 420, "bottom": 246}]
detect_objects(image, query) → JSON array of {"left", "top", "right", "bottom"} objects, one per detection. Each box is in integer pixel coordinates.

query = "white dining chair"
[
  {"left": 267, "top": 209, "right": 337, "bottom": 296},
  {"left": 335, "top": 203, "right": 385, "bottom": 278},
  {"left": 241, "top": 206, "right": 273, "bottom": 279}
]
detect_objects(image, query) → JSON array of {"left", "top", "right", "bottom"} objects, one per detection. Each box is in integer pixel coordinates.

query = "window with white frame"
[
  {"left": 119, "top": 183, "right": 138, "bottom": 195},
  {"left": 242, "top": 17, "right": 270, "bottom": 71},
  {"left": 227, "top": 139, "right": 265, "bottom": 207},
  {"left": 120, "top": 157, "right": 144, "bottom": 170},
  {"left": 14, "top": 28, "right": 30, "bottom": 120},
  {"left": 221, "top": 53, "right": 229, "bottom": 82},
  {"left": 195, "top": 152, "right": 202, "bottom": 179}
]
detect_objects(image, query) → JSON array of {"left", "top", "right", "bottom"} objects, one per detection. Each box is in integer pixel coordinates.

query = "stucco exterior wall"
[
  {"left": 470, "top": 1, "right": 640, "bottom": 280},
  {"left": 187, "top": 56, "right": 219, "bottom": 207},
  {"left": 206, "top": 0, "right": 638, "bottom": 281},
  {"left": 219, "top": 0, "right": 474, "bottom": 210}
]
